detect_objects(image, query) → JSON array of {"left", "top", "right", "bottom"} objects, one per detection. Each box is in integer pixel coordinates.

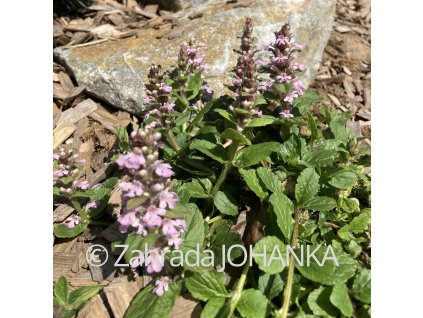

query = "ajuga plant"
[{"left": 53, "top": 18, "right": 371, "bottom": 318}]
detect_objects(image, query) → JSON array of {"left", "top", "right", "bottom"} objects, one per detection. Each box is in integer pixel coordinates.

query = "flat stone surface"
[{"left": 54, "top": 0, "right": 336, "bottom": 115}]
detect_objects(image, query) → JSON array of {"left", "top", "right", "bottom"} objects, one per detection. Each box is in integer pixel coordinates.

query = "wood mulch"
[{"left": 53, "top": 1, "right": 371, "bottom": 317}]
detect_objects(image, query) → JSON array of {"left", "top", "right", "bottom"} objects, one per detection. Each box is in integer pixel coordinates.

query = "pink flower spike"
[
  {"left": 159, "top": 191, "right": 179, "bottom": 209},
  {"left": 65, "top": 215, "right": 80, "bottom": 229},
  {"left": 153, "top": 276, "right": 170, "bottom": 296},
  {"left": 85, "top": 200, "right": 99, "bottom": 211},
  {"left": 154, "top": 162, "right": 175, "bottom": 178},
  {"left": 146, "top": 249, "right": 164, "bottom": 274},
  {"left": 280, "top": 110, "right": 294, "bottom": 118},
  {"left": 116, "top": 152, "right": 145, "bottom": 170}
]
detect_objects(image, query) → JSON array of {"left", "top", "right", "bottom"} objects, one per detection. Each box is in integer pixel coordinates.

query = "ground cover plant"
[{"left": 53, "top": 17, "right": 371, "bottom": 318}]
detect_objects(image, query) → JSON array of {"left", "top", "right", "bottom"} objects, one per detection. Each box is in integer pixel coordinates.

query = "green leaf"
[
  {"left": 351, "top": 269, "right": 371, "bottom": 304},
  {"left": 187, "top": 100, "right": 214, "bottom": 132},
  {"left": 185, "top": 271, "right": 229, "bottom": 301},
  {"left": 330, "top": 283, "right": 353, "bottom": 317},
  {"left": 54, "top": 276, "right": 69, "bottom": 305},
  {"left": 60, "top": 309, "right": 77, "bottom": 318},
  {"left": 269, "top": 191, "right": 294, "bottom": 241},
  {"left": 306, "top": 111, "right": 319, "bottom": 140},
  {"left": 221, "top": 128, "right": 251, "bottom": 145},
  {"left": 124, "top": 281, "right": 181, "bottom": 318},
  {"left": 200, "top": 296, "right": 227, "bottom": 318},
  {"left": 327, "top": 169, "right": 357, "bottom": 190},
  {"left": 213, "top": 191, "right": 238, "bottom": 216},
  {"left": 295, "top": 167, "right": 320, "bottom": 205},
  {"left": 302, "top": 196, "right": 337, "bottom": 212},
  {"left": 214, "top": 108, "right": 235, "bottom": 123},
  {"left": 210, "top": 232, "right": 243, "bottom": 265},
  {"left": 307, "top": 286, "right": 339, "bottom": 318},
  {"left": 101, "top": 177, "right": 118, "bottom": 189},
  {"left": 350, "top": 212, "right": 371, "bottom": 234},
  {"left": 181, "top": 208, "right": 205, "bottom": 248},
  {"left": 190, "top": 139, "right": 227, "bottom": 163},
  {"left": 179, "top": 179, "right": 210, "bottom": 199},
  {"left": 246, "top": 115, "right": 276, "bottom": 127},
  {"left": 345, "top": 240, "right": 362, "bottom": 258},
  {"left": 304, "top": 149, "right": 336, "bottom": 167},
  {"left": 293, "top": 90, "right": 322, "bottom": 115},
  {"left": 257, "top": 167, "right": 282, "bottom": 193},
  {"left": 237, "top": 289, "right": 269, "bottom": 318},
  {"left": 239, "top": 169, "right": 268, "bottom": 199},
  {"left": 253, "top": 236, "right": 287, "bottom": 274},
  {"left": 54, "top": 223, "right": 88, "bottom": 238},
  {"left": 68, "top": 285, "right": 102, "bottom": 310},
  {"left": 186, "top": 71, "right": 203, "bottom": 101},
  {"left": 339, "top": 197, "right": 360, "bottom": 213},
  {"left": 234, "top": 142, "right": 280, "bottom": 168},
  {"left": 329, "top": 112, "right": 349, "bottom": 143},
  {"left": 296, "top": 245, "right": 357, "bottom": 285},
  {"left": 258, "top": 272, "right": 284, "bottom": 300}
]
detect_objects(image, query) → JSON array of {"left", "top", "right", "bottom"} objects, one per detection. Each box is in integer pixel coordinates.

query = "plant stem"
[
  {"left": 166, "top": 130, "right": 180, "bottom": 152},
  {"left": 228, "top": 260, "right": 250, "bottom": 317},
  {"left": 207, "top": 214, "right": 224, "bottom": 224},
  {"left": 278, "top": 204, "right": 299, "bottom": 318},
  {"left": 211, "top": 140, "right": 240, "bottom": 197}
]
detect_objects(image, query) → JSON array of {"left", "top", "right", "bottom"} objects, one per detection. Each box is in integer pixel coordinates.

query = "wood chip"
[
  {"left": 67, "top": 268, "right": 110, "bottom": 287},
  {"left": 53, "top": 204, "right": 75, "bottom": 223},
  {"left": 169, "top": 295, "right": 202, "bottom": 318},
  {"left": 103, "top": 277, "right": 144, "bottom": 318},
  {"left": 101, "top": 223, "right": 125, "bottom": 242},
  {"left": 79, "top": 138, "right": 95, "bottom": 177},
  {"left": 54, "top": 252, "right": 79, "bottom": 280},
  {"left": 167, "top": 27, "right": 184, "bottom": 40},
  {"left": 342, "top": 66, "right": 352, "bottom": 76},
  {"left": 89, "top": 105, "right": 128, "bottom": 132},
  {"left": 72, "top": 117, "right": 90, "bottom": 152},
  {"left": 90, "top": 24, "right": 121, "bottom": 38},
  {"left": 53, "top": 123, "right": 76, "bottom": 149},
  {"left": 63, "top": 86, "right": 86, "bottom": 104},
  {"left": 76, "top": 295, "right": 110, "bottom": 318},
  {"left": 144, "top": 4, "right": 159, "bottom": 14},
  {"left": 364, "top": 87, "right": 371, "bottom": 109},
  {"left": 356, "top": 112, "right": 371, "bottom": 121},
  {"left": 57, "top": 99, "right": 98, "bottom": 126},
  {"left": 53, "top": 82, "right": 69, "bottom": 100},
  {"left": 335, "top": 25, "right": 352, "bottom": 33},
  {"left": 343, "top": 77, "right": 355, "bottom": 99},
  {"left": 53, "top": 237, "right": 79, "bottom": 253},
  {"left": 327, "top": 93, "right": 341, "bottom": 107},
  {"left": 87, "top": 163, "right": 117, "bottom": 187},
  {"left": 188, "top": 11, "right": 203, "bottom": 20}
]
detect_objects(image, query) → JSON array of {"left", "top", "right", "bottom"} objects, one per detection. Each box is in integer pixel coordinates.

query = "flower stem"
[
  {"left": 207, "top": 214, "right": 224, "bottom": 224},
  {"left": 166, "top": 130, "right": 180, "bottom": 152},
  {"left": 228, "top": 260, "right": 250, "bottom": 317},
  {"left": 278, "top": 204, "right": 299, "bottom": 318},
  {"left": 211, "top": 140, "right": 240, "bottom": 197}
]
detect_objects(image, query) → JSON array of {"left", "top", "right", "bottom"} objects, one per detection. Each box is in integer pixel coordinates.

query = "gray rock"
[{"left": 54, "top": 0, "right": 336, "bottom": 115}]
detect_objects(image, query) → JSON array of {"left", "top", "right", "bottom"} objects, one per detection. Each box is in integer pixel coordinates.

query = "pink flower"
[
  {"left": 129, "top": 253, "right": 145, "bottom": 268},
  {"left": 162, "top": 219, "right": 179, "bottom": 235},
  {"left": 143, "top": 96, "right": 155, "bottom": 104},
  {"left": 233, "top": 78, "right": 242, "bottom": 87},
  {"left": 292, "top": 63, "right": 305, "bottom": 71},
  {"left": 153, "top": 276, "right": 170, "bottom": 296},
  {"left": 203, "top": 84, "right": 213, "bottom": 94},
  {"left": 65, "top": 215, "right": 80, "bottom": 229},
  {"left": 272, "top": 56, "right": 288, "bottom": 64},
  {"left": 250, "top": 109, "right": 263, "bottom": 117},
  {"left": 292, "top": 43, "right": 305, "bottom": 50},
  {"left": 160, "top": 83, "right": 172, "bottom": 94},
  {"left": 54, "top": 168, "right": 69, "bottom": 177},
  {"left": 280, "top": 110, "right": 294, "bottom": 118},
  {"left": 292, "top": 78, "right": 305, "bottom": 92},
  {"left": 146, "top": 249, "right": 164, "bottom": 273},
  {"left": 151, "top": 183, "right": 165, "bottom": 192},
  {"left": 74, "top": 180, "right": 90, "bottom": 190},
  {"left": 116, "top": 152, "right": 145, "bottom": 170},
  {"left": 261, "top": 80, "right": 275, "bottom": 91},
  {"left": 118, "top": 212, "right": 138, "bottom": 233},
  {"left": 162, "top": 102, "right": 175, "bottom": 112},
  {"left": 53, "top": 153, "right": 60, "bottom": 160},
  {"left": 136, "top": 223, "right": 148, "bottom": 236},
  {"left": 85, "top": 200, "right": 99, "bottom": 211},
  {"left": 143, "top": 210, "right": 163, "bottom": 228},
  {"left": 159, "top": 191, "right": 179, "bottom": 209},
  {"left": 167, "top": 235, "right": 183, "bottom": 249},
  {"left": 284, "top": 92, "right": 298, "bottom": 103},
  {"left": 275, "top": 37, "right": 287, "bottom": 46},
  {"left": 119, "top": 180, "right": 144, "bottom": 198},
  {"left": 174, "top": 219, "right": 187, "bottom": 232},
  {"left": 275, "top": 74, "right": 292, "bottom": 83},
  {"left": 154, "top": 162, "right": 175, "bottom": 178},
  {"left": 147, "top": 205, "right": 166, "bottom": 216}
]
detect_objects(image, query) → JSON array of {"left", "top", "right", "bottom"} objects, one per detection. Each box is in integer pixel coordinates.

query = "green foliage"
[{"left": 53, "top": 276, "right": 102, "bottom": 318}]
